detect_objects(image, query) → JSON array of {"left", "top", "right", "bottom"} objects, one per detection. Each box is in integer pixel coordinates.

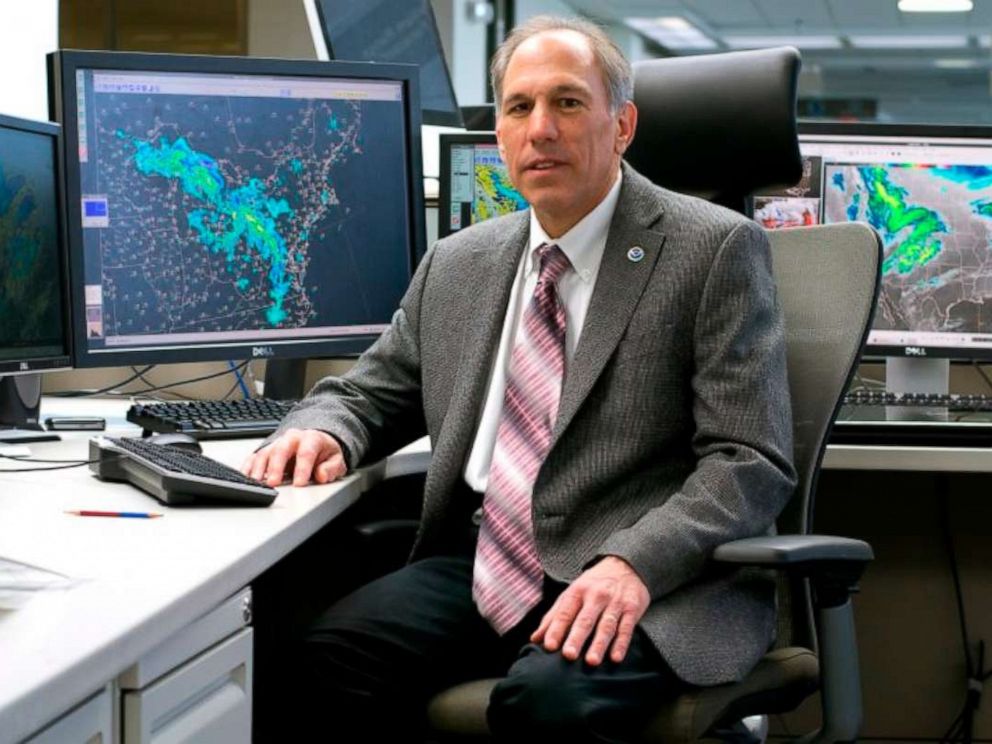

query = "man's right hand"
[{"left": 240, "top": 428, "right": 347, "bottom": 487}]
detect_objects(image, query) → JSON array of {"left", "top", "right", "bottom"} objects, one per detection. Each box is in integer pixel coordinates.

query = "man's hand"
[
  {"left": 530, "top": 556, "right": 650, "bottom": 666},
  {"left": 240, "top": 428, "right": 347, "bottom": 487}
]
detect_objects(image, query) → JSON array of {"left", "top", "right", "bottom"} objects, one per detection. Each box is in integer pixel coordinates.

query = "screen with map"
[
  {"left": 438, "top": 133, "right": 528, "bottom": 238},
  {"left": 50, "top": 51, "right": 426, "bottom": 367},
  {"left": 762, "top": 124, "right": 992, "bottom": 359},
  {"left": 0, "top": 114, "right": 70, "bottom": 375}
]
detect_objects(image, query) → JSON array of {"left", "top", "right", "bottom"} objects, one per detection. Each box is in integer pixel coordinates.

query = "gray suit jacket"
[{"left": 275, "top": 163, "right": 797, "bottom": 686}]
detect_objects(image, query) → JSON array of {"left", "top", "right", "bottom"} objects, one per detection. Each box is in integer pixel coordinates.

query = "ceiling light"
[
  {"left": 934, "top": 58, "right": 979, "bottom": 68},
  {"left": 723, "top": 35, "right": 843, "bottom": 50},
  {"left": 625, "top": 17, "right": 718, "bottom": 50},
  {"left": 848, "top": 34, "right": 969, "bottom": 48},
  {"left": 898, "top": 0, "right": 973, "bottom": 11}
]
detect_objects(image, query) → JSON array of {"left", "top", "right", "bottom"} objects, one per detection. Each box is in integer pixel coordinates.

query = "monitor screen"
[
  {"left": 313, "top": 0, "right": 462, "bottom": 128},
  {"left": 0, "top": 113, "right": 70, "bottom": 376},
  {"left": 438, "top": 133, "right": 528, "bottom": 238},
  {"left": 49, "top": 51, "right": 426, "bottom": 369},
  {"left": 759, "top": 122, "right": 992, "bottom": 360}
]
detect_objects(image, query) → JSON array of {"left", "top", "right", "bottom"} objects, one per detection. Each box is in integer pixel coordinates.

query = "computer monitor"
[
  {"left": 48, "top": 50, "right": 426, "bottom": 398},
  {"left": 0, "top": 113, "right": 71, "bottom": 441},
  {"left": 438, "top": 133, "right": 528, "bottom": 239},
  {"left": 759, "top": 122, "right": 992, "bottom": 394},
  {"left": 306, "top": 0, "right": 462, "bottom": 129}
]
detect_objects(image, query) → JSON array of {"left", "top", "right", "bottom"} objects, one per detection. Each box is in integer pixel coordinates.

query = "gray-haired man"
[{"left": 244, "top": 15, "right": 796, "bottom": 742}]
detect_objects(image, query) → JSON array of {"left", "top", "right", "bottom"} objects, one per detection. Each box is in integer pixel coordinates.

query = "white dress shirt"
[{"left": 462, "top": 169, "right": 624, "bottom": 493}]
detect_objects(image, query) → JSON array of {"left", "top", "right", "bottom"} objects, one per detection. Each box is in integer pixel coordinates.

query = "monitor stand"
[
  {"left": 263, "top": 359, "right": 308, "bottom": 401},
  {"left": 885, "top": 357, "right": 950, "bottom": 421},
  {"left": 0, "top": 374, "right": 60, "bottom": 443}
]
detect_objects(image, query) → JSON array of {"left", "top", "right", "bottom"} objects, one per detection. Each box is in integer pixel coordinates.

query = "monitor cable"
[{"left": 938, "top": 476, "right": 989, "bottom": 744}]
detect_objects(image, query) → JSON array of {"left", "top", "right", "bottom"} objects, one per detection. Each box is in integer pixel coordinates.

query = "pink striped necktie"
[{"left": 473, "top": 242, "right": 571, "bottom": 635}]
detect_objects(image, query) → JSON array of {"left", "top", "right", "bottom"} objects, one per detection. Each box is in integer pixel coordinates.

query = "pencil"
[{"left": 65, "top": 510, "right": 163, "bottom": 519}]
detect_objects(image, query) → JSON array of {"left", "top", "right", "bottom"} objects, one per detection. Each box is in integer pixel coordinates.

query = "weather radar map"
[
  {"left": 0, "top": 127, "right": 63, "bottom": 360},
  {"left": 75, "top": 69, "right": 412, "bottom": 349},
  {"left": 824, "top": 162, "right": 992, "bottom": 335},
  {"left": 446, "top": 143, "right": 527, "bottom": 233}
]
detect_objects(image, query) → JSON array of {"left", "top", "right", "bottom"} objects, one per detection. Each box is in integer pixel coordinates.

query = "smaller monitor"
[
  {"left": 309, "top": 0, "right": 462, "bottom": 129},
  {"left": 438, "top": 133, "right": 528, "bottom": 238},
  {"left": 0, "top": 113, "right": 71, "bottom": 438}
]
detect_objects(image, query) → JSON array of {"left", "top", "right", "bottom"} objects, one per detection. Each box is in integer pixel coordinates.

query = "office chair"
[{"left": 358, "top": 47, "right": 883, "bottom": 742}]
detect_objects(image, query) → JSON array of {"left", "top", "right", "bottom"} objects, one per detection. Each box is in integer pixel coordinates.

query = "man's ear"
[{"left": 616, "top": 100, "right": 638, "bottom": 155}]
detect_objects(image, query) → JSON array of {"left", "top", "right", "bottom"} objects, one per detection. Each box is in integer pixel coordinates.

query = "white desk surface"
[{"left": 0, "top": 399, "right": 401, "bottom": 744}]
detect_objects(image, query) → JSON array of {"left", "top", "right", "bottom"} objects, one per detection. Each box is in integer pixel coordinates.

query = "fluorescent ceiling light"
[
  {"left": 625, "top": 17, "right": 718, "bottom": 50},
  {"left": 899, "top": 0, "right": 973, "bottom": 11},
  {"left": 934, "top": 58, "right": 978, "bottom": 68},
  {"left": 848, "top": 34, "right": 969, "bottom": 48},
  {"left": 723, "top": 35, "right": 842, "bottom": 50}
]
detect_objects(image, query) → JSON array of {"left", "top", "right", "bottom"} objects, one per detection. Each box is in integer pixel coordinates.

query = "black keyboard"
[
  {"left": 127, "top": 398, "right": 298, "bottom": 439},
  {"left": 842, "top": 390, "right": 992, "bottom": 412},
  {"left": 90, "top": 436, "right": 278, "bottom": 506}
]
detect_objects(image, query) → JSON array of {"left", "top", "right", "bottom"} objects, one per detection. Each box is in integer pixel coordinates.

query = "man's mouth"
[{"left": 527, "top": 159, "right": 563, "bottom": 172}]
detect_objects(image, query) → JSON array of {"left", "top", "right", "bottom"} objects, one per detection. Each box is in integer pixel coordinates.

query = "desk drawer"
[
  {"left": 23, "top": 685, "right": 113, "bottom": 744},
  {"left": 119, "top": 587, "right": 252, "bottom": 690},
  {"left": 122, "top": 628, "right": 252, "bottom": 744}
]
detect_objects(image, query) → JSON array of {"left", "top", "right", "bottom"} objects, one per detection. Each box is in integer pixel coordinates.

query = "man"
[{"left": 243, "top": 15, "right": 796, "bottom": 743}]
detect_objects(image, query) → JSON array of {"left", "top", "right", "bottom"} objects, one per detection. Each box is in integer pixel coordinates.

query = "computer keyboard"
[
  {"left": 842, "top": 390, "right": 992, "bottom": 412},
  {"left": 126, "top": 398, "right": 298, "bottom": 439},
  {"left": 89, "top": 436, "right": 278, "bottom": 506}
]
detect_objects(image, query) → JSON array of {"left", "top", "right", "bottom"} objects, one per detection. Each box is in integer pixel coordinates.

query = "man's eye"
[
  {"left": 560, "top": 98, "right": 582, "bottom": 109},
  {"left": 508, "top": 102, "right": 530, "bottom": 115}
]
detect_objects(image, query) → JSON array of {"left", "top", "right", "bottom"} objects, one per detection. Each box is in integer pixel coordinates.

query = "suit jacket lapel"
[
  {"left": 429, "top": 213, "right": 529, "bottom": 490},
  {"left": 551, "top": 167, "right": 667, "bottom": 445}
]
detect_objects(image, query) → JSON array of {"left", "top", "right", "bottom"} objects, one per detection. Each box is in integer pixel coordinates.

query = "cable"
[
  {"left": 937, "top": 477, "right": 986, "bottom": 744},
  {"left": 126, "top": 362, "right": 250, "bottom": 396},
  {"left": 972, "top": 361, "right": 992, "bottom": 396},
  {"left": 228, "top": 360, "right": 251, "bottom": 399},
  {"left": 0, "top": 460, "right": 99, "bottom": 472},
  {"left": 51, "top": 365, "right": 156, "bottom": 398}
]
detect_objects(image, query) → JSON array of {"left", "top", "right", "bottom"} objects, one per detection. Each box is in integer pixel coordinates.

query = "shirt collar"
[{"left": 528, "top": 168, "right": 623, "bottom": 284}]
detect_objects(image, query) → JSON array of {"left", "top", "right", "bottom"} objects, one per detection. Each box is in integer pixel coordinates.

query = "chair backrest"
[
  {"left": 768, "top": 224, "right": 882, "bottom": 649},
  {"left": 769, "top": 224, "right": 881, "bottom": 536},
  {"left": 627, "top": 46, "right": 803, "bottom": 212}
]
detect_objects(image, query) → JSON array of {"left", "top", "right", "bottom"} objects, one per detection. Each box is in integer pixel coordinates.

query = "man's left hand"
[{"left": 530, "top": 556, "right": 650, "bottom": 666}]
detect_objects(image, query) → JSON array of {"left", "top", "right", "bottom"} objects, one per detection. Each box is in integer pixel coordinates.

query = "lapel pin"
[{"left": 627, "top": 246, "right": 645, "bottom": 263}]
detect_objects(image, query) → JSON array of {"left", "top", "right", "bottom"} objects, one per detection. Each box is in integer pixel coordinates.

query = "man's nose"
[{"left": 527, "top": 101, "right": 558, "bottom": 141}]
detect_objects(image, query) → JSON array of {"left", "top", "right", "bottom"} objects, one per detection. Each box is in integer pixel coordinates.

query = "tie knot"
[{"left": 535, "top": 243, "right": 571, "bottom": 285}]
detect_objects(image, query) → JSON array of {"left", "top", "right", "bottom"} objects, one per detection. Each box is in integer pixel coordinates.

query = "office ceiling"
[{"left": 564, "top": 0, "right": 992, "bottom": 70}]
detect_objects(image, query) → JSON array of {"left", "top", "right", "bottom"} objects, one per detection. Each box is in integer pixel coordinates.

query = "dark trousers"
[{"left": 290, "top": 550, "right": 689, "bottom": 743}]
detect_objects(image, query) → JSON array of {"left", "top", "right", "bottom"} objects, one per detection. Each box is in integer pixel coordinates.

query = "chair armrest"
[
  {"left": 712, "top": 535, "right": 873, "bottom": 566},
  {"left": 353, "top": 519, "right": 421, "bottom": 540},
  {"left": 714, "top": 535, "right": 873, "bottom": 611}
]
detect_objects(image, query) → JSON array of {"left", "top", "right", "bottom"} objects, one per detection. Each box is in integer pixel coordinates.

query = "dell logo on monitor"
[
  {"left": 905, "top": 346, "right": 927, "bottom": 357},
  {"left": 19, "top": 362, "right": 29, "bottom": 371},
  {"left": 252, "top": 346, "right": 275, "bottom": 358}
]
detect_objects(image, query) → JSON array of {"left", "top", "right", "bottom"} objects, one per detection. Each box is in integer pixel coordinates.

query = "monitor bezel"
[
  {"left": 0, "top": 112, "right": 72, "bottom": 376},
  {"left": 314, "top": 0, "right": 464, "bottom": 128},
  {"left": 798, "top": 119, "right": 992, "bottom": 361},
  {"left": 437, "top": 131, "right": 506, "bottom": 239},
  {"left": 48, "top": 49, "right": 427, "bottom": 369}
]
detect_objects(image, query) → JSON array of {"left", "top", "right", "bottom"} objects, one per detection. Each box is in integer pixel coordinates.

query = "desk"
[
  {"left": 0, "top": 400, "right": 428, "bottom": 744},
  {"left": 3, "top": 402, "right": 990, "bottom": 742}
]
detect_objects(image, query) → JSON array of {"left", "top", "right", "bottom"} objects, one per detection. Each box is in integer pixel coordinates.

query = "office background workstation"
[{"left": 7, "top": 1, "right": 992, "bottom": 742}]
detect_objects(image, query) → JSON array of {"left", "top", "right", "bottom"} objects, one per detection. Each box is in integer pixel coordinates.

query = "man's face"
[{"left": 496, "top": 30, "right": 637, "bottom": 238}]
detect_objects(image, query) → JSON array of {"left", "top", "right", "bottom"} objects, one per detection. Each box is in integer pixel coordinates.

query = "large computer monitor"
[
  {"left": 0, "top": 113, "right": 71, "bottom": 440},
  {"left": 307, "top": 0, "right": 462, "bottom": 129},
  {"left": 438, "top": 132, "right": 527, "bottom": 238},
  {"left": 759, "top": 122, "right": 992, "bottom": 393},
  {"left": 48, "top": 50, "right": 426, "bottom": 397}
]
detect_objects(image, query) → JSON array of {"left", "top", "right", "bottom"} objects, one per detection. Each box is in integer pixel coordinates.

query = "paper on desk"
[{"left": 0, "top": 557, "right": 78, "bottom": 610}]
